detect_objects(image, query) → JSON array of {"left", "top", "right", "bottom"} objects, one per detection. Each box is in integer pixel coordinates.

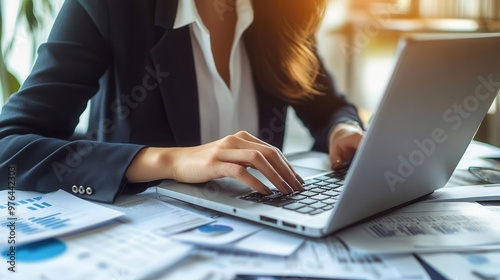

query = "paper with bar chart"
[{"left": 0, "top": 190, "right": 123, "bottom": 249}]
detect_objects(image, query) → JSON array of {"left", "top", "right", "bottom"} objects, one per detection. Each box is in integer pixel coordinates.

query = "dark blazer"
[{"left": 0, "top": 0, "right": 361, "bottom": 203}]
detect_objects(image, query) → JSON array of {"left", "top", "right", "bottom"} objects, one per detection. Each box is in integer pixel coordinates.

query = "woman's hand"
[
  {"left": 328, "top": 122, "right": 365, "bottom": 170},
  {"left": 126, "top": 131, "right": 304, "bottom": 195}
]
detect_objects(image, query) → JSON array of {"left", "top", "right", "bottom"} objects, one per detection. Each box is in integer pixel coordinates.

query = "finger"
[
  {"left": 216, "top": 162, "right": 273, "bottom": 195},
  {"left": 231, "top": 132, "right": 304, "bottom": 191},
  {"left": 329, "top": 136, "right": 362, "bottom": 170},
  {"left": 329, "top": 147, "right": 345, "bottom": 170},
  {"left": 235, "top": 131, "right": 297, "bottom": 172},
  {"left": 255, "top": 146, "right": 303, "bottom": 192},
  {"left": 216, "top": 149, "right": 295, "bottom": 194},
  {"left": 328, "top": 123, "right": 364, "bottom": 167}
]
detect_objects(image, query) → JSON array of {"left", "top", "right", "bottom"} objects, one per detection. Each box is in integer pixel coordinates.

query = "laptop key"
[
  {"left": 263, "top": 198, "right": 295, "bottom": 207},
  {"left": 321, "top": 183, "right": 341, "bottom": 189},
  {"left": 283, "top": 202, "right": 306, "bottom": 210},
  {"left": 240, "top": 193, "right": 270, "bottom": 202},
  {"left": 323, "top": 205, "right": 334, "bottom": 211},
  {"left": 303, "top": 185, "right": 316, "bottom": 191},
  {"left": 242, "top": 197, "right": 269, "bottom": 203},
  {"left": 288, "top": 194, "right": 307, "bottom": 200},
  {"left": 242, "top": 192, "right": 268, "bottom": 198},
  {"left": 323, "top": 190, "right": 340, "bottom": 197},
  {"left": 310, "top": 194, "right": 330, "bottom": 201},
  {"left": 297, "top": 198, "right": 317, "bottom": 205},
  {"left": 304, "top": 179, "right": 320, "bottom": 185},
  {"left": 310, "top": 188, "right": 326, "bottom": 194},
  {"left": 310, "top": 202, "right": 327, "bottom": 209},
  {"left": 296, "top": 206, "right": 315, "bottom": 214},
  {"left": 300, "top": 191, "right": 317, "bottom": 197},
  {"left": 322, "top": 198, "right": 338, "bottom": 205},
  {"left": 325, "top": 178, "right": 340, "bottom": 183},
  {"left": 309, "top": 209, "right": 325, "bottom": 215}
]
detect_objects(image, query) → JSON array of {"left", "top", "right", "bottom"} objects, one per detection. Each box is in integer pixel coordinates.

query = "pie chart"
[
  {"left": 196, "top": 224, "right": 234, "bottom": 236},
  {"left": 2, "top": 238, "right": 66, "bottom": 263}
]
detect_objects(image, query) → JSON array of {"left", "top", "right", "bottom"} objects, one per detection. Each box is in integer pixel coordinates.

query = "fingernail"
[
  {"left": 264, "top": 188, "right": 273, "bottom": 195},
  {"left": 295, "top": 174, "right": 305, "bottom": 184},
  {"left": 281, "top": 181, "right": 293, "bottom": 194},
  {"left": 332, "top": 159, "right": 342, "bottom": 170},
  {"left": 294, "top": 179, "right": 304, "bottom": 191}
]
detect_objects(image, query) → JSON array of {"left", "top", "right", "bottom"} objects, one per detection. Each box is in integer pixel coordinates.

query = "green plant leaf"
[
  {"left": 2, "top": 70, "right": 21, "bottom": 101},
  {"left": 0, "top": 2, "right": 3, "bottom": 42},
  {"left": 40, "top": 0, "right": 55, "bottom": 15},
  {"left": 1, "top": 0, "right": 56, "bottom": 102},
  {"left": 22, "top": 0, "right": 39, "bottom": 33}
]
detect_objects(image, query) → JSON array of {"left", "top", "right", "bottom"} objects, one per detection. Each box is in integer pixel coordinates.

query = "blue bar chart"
[
  {"left": 29, "top": 213, "right": 70, "bottom": 230},
  {"left": 0, "top": 196, "right": 43, "bottom": 209},
  {"left": 27, "top": 202, "right": 53, "bottom": 211},
  {"left": 1, "top": 220, "right": 43, "bottom": 235},
  {"left": 1, "top": 190, "right": 123, "bottom": 247},
  {"left": 2, "top": 197, "right": 71, "bottom": 236}
]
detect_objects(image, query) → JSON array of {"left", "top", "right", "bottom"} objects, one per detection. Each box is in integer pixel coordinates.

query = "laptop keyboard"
[{"left": 239, "top": 171, "right": 346, "bottom": 215}]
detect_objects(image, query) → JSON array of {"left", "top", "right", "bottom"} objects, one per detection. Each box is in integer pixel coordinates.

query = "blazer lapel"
[{"left": 149, "top": 0, "right": 201, "bottom": 147}]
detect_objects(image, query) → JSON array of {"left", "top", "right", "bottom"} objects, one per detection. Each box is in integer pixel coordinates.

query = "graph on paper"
[
  {"left": 0, "top": 190, "right": 124, "bottom": 248},
  {"left": 0, "top": 195, "right": 44, "bottom": 210}
]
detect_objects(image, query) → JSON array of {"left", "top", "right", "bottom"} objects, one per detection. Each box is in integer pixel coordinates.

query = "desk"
[{"left": 2, "top": 141, "right": 500, "bottom": 279}]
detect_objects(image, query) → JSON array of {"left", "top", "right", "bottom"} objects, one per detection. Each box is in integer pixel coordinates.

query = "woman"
[{"left": 0, "top": 0, "right": 364, "bottom": 203}]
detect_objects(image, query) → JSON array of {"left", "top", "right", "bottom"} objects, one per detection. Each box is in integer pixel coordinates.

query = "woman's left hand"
[{"left": 328, "top": 122, "right": 365, "bottom": 170}]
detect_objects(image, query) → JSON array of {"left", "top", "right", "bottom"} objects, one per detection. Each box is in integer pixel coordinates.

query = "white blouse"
[{"left": 173, "top": 0, "right": 259, "bottom": 144}]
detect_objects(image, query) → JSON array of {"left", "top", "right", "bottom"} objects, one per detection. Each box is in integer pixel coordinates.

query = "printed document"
[
  {"left": 422, "top": 185, "right": 500, "bottom": 202},
  {"left": 419, "top": 251, "right": 500, "bottom": 280},
  {"left": 98, "top": 193, "right": 213, "bottom": 235},
  {"left": 0, "top": 190, "right": 123, "bottom": 249},
  {"left": 337, "top": 202, "right": 500, "bottom": 254},
  {"left": 197, "top": 237, "right": 408, "bottom": 279},
  {"left": 0, "top": 222, "right": 192, "bottom": 280}
]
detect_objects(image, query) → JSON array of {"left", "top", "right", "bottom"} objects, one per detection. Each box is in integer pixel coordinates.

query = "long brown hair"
[{"left": 244, "top": 0, "right": 328, "bottom": 102}]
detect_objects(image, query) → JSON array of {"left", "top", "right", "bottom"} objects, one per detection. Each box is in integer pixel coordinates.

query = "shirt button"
[
  {"left": 78, "top": 185, "right": 85, "bottom": 195},
  {"left": 71, "top": 185, "right": 78, "bottom": 194},
  {"left": 85, "top": 187, "right": 94, "bottom": 195}
]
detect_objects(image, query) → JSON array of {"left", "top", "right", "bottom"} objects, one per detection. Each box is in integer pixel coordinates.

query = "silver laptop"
[{"left": 157, "top": 34, "right": 500, "bottom": 237}]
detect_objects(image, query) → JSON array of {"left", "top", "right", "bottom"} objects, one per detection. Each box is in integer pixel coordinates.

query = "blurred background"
[{"left": 1, "top": 0, "right": 500, "bottom": 153}]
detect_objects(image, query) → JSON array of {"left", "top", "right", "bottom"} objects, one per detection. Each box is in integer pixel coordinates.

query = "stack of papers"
[
  {"left": 6, "top": 181, "right": 500, "bottom": 279},
  {"left": 0, "top": 222, "right": 192, "bottom": 280},
  {"left": 0, "top": 190, "right": 194, "bottom": 280}
]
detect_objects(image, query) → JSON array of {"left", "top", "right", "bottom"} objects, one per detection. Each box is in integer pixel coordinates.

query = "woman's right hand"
[{"left": 125, "top": 131, "right": 304, "bottom": 195}]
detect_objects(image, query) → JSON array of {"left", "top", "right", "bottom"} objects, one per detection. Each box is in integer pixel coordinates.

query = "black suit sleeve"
[
  {"left": 0, "top": 0, "right": 145, "bottom": 203},
  {"left": 292, "top": 59, "right": 363, "bottom": 153}
]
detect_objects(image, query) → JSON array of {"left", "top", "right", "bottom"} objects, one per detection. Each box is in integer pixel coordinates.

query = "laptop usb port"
[
  {"left": 259, "top": 216, "right": 277, "bottom": 224},
  {"left": 282, "top": 222, "right": 297, "bottom": 229}
]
